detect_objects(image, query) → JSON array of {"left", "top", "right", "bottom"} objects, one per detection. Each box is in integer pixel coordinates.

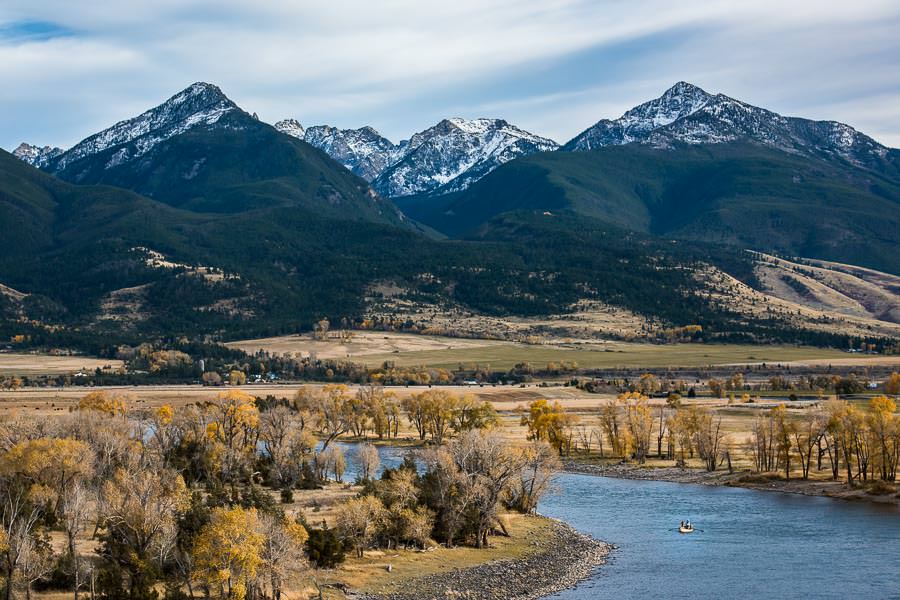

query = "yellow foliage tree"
[
  {"left": 884, "top": 373, "right": 900, "bottom": 396},
  {"left": 520, "top": 399, "right": 578, "bottom": 454},
  {"left": 192, "top": 507, "right": 264, "bottom": 600},
  {"left": 78, "top": 391, "right": 128, "bottom": 417}
]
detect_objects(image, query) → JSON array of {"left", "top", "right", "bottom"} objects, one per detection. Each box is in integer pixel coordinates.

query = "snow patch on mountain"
[
  {"left": 45, "top": 82, "right": 238, "bottom": 173},
  {"left": 564, "top": 82, "right": 890, "bottom": 169},
  {"left": 13, "top": 143, "right": 64, "bottom": 168},
  {"left": 274, "top": 119, "right": 305, "bottom": 140},
  {"left": 373, "top": 118, "right": 558, "bottom": 197},
  {"left": 275, "top": 116, "right": 556, "bottom": 197}
]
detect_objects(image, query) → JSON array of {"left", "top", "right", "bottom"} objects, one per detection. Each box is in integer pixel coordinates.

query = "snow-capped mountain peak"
[
  {"left": 43, "top": 82, "right": 239, "bottom": 173},
  {"left": 12, "top": 142, "right": 64, "bottom": 168},
  {"left": 274, "top": 120, "right": 397, "bottom": 181},
  {"left": 274, "top": 115, "right": 557, "bottom": 196},
  {"left": 373, "top": 117, "right": 558, "bottom": 197},
  {"left": 563, "top": 82, "right": 889, "bottom": 169},
  {"left": 274, "top": 118, "right": 305, "bottom": 140}
]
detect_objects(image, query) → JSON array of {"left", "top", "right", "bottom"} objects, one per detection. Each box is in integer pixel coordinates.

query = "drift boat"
[{"left": 679, "top": 524, "right": 694, "bottom": 533}]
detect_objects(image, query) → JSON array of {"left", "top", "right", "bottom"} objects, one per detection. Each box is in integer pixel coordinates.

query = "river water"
[{"left": 343, "top": 444, "right": 900, "bottom": 599}]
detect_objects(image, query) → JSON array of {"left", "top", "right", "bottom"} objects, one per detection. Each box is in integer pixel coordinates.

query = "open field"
[
  {"left": 227, "top": 331, "right": 500, "bottom": 360},
  {"left": 227, "top": 332, "right": 880, "bottom": 370},
  {"left": 0, "top": 352, "right": 123, "bottom": 375}
]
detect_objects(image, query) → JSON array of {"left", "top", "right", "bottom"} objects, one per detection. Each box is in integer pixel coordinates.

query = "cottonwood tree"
[
  {"left": 77, "top": 391, "right": 129, "bottom": 418},
  {"left": 317, "top": 445, "right": 346, "bottom": 482},
  {"left": 17, "top": 532, "right": 54, "bottom": 600},
  {"left": 97, "top": 466, "right": 190, "bottom": 598},
  {"left": 448, "top": 431, "right": 526, "bottom": 548},
  {"left": 521, "top": 399, "right": 578, "bottom": 454},
  {"left": 624, "top": 393, "right": 653, "bottom": 463},
  {"left": 692, "top": 407, "right": 726, "bottom": 472},
  {"left": 310, "top": 385, "right": 354, "bottom": 450},
  {"left": 335, "top": 496, "right": 385, "bottom": 558},
  {"left": 205, "top": 390, "right": 260, "bottom": 490},
  {"left": 868, "top": 396, "right": 899, "bottom": 481},
  {"left": 508, "top": 441, "right": 560, "bottom": 513},
  {"left": 60, "top": 482, "right": 93, "bottom": 600},
  {"left": 884, "top": 373, "right": 900, "bottom": 397},
  {"left": 771, "top": 405, "right": 795, "bottom": 479},
  {"left": 599, "top": 397, "right": 629, "bottom": 457},
  {"left": 401, "top": 394, "right": 429, "bottom": 441},
  {"left": 451, "top": 396, "right": 498, "bottom": 434},
  {"left": 260, "top": 405, "right": 316, "bottom": 489},
  {"left": 356, "top": 444, "right": 381, "bottom": 483},
  {"left": 792, "top": 408, "right": 826, "bottom": 479},
  {"left": 191, "top": 507, "right": 264, "bottom": 600},
  {"left": 419, "top": 447, "right": 473, "bottom": 547},
  {"left": 0, "top": 477, "right": 50, "bottom": 600},
  {"left": 257, "top": 514, "right": 308, "bottom": 600}
]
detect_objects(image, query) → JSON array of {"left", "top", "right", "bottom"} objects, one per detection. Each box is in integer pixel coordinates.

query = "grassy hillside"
[{"left": 413, "top": 143, "right": 900, "bottom": 274}]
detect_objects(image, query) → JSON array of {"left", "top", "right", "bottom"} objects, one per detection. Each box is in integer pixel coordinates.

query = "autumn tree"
[
  {"left": 450, "top": 396, "right": 498, "bottom": 433},
  {"left": 792, "top": 408, "right": 826, "bottom": 479},
  {"left": 771, "top": 405, "right": 795, "bottom": 479},
  {"left": 192, "top": 507, "right": 264, "bottom": 600},
  {"left": 335, "top": 496, "right": 386, "bottom": 558},
  {"left": 356, "top": 444, "right": 381, "bottom": 483},
  {"left": 508, "top": 441, "right": 560, "bottom": 513},
  {"left": 521, "top": 399, "right": 577, "bottom": 454},
  {"left": 205, "top": 390, "right": 260, "bottom": 489},
  {"left": 96, "top": 466, "right": 190, "bottom": 599},
  {"left": 867, "top": 396, "right": 899, "bottom": 481},
  {"left": 623, "top": 393, "right": 653, "bottom": 463},
  {"left": 259, "top": 406, "right": 316, "bottom": 489},
  {"left": 258, "top": 514, "right": 308, "bottom": 600},
  {"left": 309, "top": 385, "right": 354, "bottom": 449},
  {"left": 448, "top": 431, "right": 526, "bottom": 548},
  {"left": 686, "top": 407, "right": 726, "bottom": 472},
  {"left": 599, "top": 397, "right": 629, "bottom": 457},
  {"left": 884, "top": 373, "right": 900, "bottom": 397},
  {"left": 636, "top": 374, "right": 661, "bottom": 395},
  {"left": 707, "top": 379, "right": 725, "bottom": 399},
  {"left": 77, "top": 391, "right": 128, "bottom": 418},
  {"left": 0, "top": 464, "right": 52, "bottom": 600}
]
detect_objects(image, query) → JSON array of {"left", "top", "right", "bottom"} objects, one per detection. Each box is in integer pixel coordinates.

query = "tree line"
[{"left": 0, "top": 384, "right": 534, "bottom": 600}]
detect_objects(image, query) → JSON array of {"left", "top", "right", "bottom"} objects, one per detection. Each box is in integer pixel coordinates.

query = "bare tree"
[
  {"left": 61, "top": 482, "right": 93, "bottom": 600},
  {"left": 355, "top": 444, "right": 381, "bottom": 482}
]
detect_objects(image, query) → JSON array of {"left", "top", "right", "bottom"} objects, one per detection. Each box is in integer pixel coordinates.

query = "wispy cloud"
[{"left": 1, "top": 0, "right": 899, "bottom": 149}]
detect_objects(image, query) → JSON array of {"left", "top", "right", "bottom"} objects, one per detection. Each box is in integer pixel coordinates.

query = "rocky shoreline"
[
  {"left": 357, "top": 518, "right": 611, "bottom": 600},
  {"left": 564, "top": 461, "right": 730, "bottom": 484},
  {"left": 564, "top": 461, "right": 900, "bottom": 506}
]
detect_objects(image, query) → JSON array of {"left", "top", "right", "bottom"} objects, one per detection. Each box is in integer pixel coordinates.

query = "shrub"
[{"left": 305, "top": 525, "right": 346, "bottom": 568}]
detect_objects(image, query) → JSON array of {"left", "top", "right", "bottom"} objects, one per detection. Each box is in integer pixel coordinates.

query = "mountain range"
[
  {"left": 4, "top": 80, "right": 900, "bottom": 348},
  {"left": 274, "top": 116, "right": 558, "bottom": 197}
]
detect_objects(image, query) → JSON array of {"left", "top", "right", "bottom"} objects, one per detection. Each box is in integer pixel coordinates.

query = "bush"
[
  {"left": 865, "top": 480, "right": 896, "bottom": 496},
  {"left": 305, "top": 525, "right": 346, "bottom": 568}
]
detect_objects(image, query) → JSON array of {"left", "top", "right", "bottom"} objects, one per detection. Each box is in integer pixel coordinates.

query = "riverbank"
[
  {"left": 564, "top": 460, "right": 900, "bottom": 507},
  {"left": 353, "top": 518, "right": 610, "bottom": 600}
]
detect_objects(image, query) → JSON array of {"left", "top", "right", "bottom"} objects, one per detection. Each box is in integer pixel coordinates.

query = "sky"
[{"left": 2, "top": 0, "right": 900, "bottom": 151}]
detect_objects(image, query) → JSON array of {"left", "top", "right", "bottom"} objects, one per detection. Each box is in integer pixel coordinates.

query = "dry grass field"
[
  {"left": 226, "top": 332, "right": 873, "bottom": 371},
  {"left": 0, "top": 352, "right": 123, "bottom": 375}
]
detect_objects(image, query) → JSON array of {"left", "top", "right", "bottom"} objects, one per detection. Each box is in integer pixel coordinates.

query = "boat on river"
[{"left": 679, "top": 523, "right": 694, "bottom": 533}]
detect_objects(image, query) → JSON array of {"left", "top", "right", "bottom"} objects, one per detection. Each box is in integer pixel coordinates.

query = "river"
[{"left": 341, "top": 444, "right": 900, "bottom": 599}]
